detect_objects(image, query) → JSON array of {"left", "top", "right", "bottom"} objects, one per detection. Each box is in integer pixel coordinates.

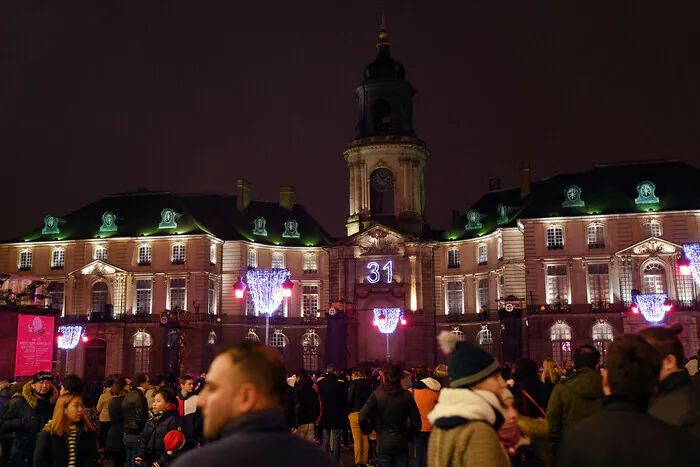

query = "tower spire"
[{"left": 376, "top": 8, "right": 390, "bottom": 48}]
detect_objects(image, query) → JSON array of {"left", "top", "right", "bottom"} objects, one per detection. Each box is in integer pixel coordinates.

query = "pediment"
[
  {"left": 69, "top": 260, "right": 127, "bottom": 276},
  {"left": 615, "top": 237, "right": 682, "bottom": 257},
  {"left": 348, "top": 225, "right": 414, "bottom": 256}
]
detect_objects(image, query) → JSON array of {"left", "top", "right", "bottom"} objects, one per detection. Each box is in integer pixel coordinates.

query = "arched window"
[
  {"left": 477, "top": 327, "right": 493, "bottom": 354},
  {"left": 132, "top": 331, "right": 152, "bottom": 374},
  {"left": 642, "top": 220, "right": 662, "bottom": 239},
  {"left": 51, "top": 248, "right": 65, "bottom": 269},
  {"left": 550, "top": 322, "right": 573, "bottom": 364},
  {"left": 370, "top": 168, "right": 394, "bottom": 216},
  {"left": 246, "top": 329, "right": 260, "bottom": 343},
  {"left": 643, "top": 262, "right": 667, "bottom": 294},
  {"left": 587, "top": 223, "right": 605, "bottom": 248},
  {"left": 138, "top": 245, "right": 151, "bottom": 265},
  {"left": 271, "top": 252, "right": 285, "bottom": 269},
  {"left": 91, "top": 282, "right": 108, "bottom": 314},
  {"left": 46, "top": 282, "right": 65, "bottom": 314},
  {"left": 592, "top": 321, "right": 614, "bottom": 363},
  {"left": 270, "top": 331, "right": 289, "bottom": 355},
  {"left": 94, "top": 246, "right": 108, "bottom": 261},
  {"left": 450, "top": 327, "right": 465, "bottom": 340},
  {"left": 546, "top": 225, "right": 564, "bottom": 249},
  {"left": 247, "top": 249, "right": 257, "bottom": 268},
  {"left": 477, "top": 244, "right": 488, "bottom": 265},
  {"left": 208, "top": 331, "right": 216, "bottom": 345},
  {"left": 171, "top": 244, "right": 186, "bottom": 264},
  {"left": 302, "top": 331, "right": 321, "bottom": 371}
]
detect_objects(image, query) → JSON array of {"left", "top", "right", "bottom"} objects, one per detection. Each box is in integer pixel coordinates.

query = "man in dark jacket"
[
  {"left": 546, "top": 345, "right": 604, "bottom": 453},
  {"left": 347, "top": 369, "right": 374, "bottom": 467},
  {"left": 177, "top": 375, "right": 203, "bottom": 449},
  {"left": 170, "top": 342, "right": 338, "bottom": 467},
  {"left": 639, "top": 323, "right": 700, "bottom": 438},
  {"left": 316, "top": 364, "right": 346, "bottom": 461},
  {"left": 557, "top": 334, "right": 694, "bottom": 467},
  {"left": 359, "top": 363, "right": 421, "bottom": 467},
  {"left": 122, "top": 373, "right": 149, "bottom": 467},
  {"left": 0, "top": 371, "right": 57, "bottom": 467},
  {"left": 293, "top": 369, "right": 320, "bottom": 442}
]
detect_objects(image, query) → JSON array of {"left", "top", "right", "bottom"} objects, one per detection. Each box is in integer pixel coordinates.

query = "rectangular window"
[
  {"left": 497, "top": 275, "right": 505, "bottom": 300},
  {"left": 478, "top": 278, "right": 489, "bottom": 310},
  {"left": 478, "top": 245, "right": 488, "bottom": 265},
  {"left": 643, "top": 221, "right": 662, "bottom": 239},
  {"left": 644, "top": 274, "right": 665, "bottom": 294},
  {"left": 619, "top": 260, "right": 634, "bottom": 306},
  {"left": 46, "top": 282, "right": 65, "bottom": 315},
  {"left": 587, "top": 263, "right": 610, "bottom": 305},
  {"left": 448, "top": 249, "right": 460, "bottom": 268},
  {"left": 136, "top": 279, "right": 152, "bottom": 314},
  {"left": 19, "top": 251, "right": 32, "bottom": 270},
  {"left": 302, "top": 285, "right": 319, "bottom": 316},
  {"left": 246, "top": 291, "right": 256, "bottom": 315},
  {"left": 271, "top": 252, "right": 285, "bottom": 269},
  {"left": 247, "top": 250, "right": 257, "bottom": 268},
  {"left": 304, "top": 254, "right": 318, "bottom": 273},
  {"left": 138, "top": 245, "right": 151, "bottom": 265},
  {"left": 208, "top": 279, "right": 216, "bottom": 314},
  {"left": 676, "top": 274, "right": 695, "bottom": 307},
  {"left": 587, "top": 224, "right": 605, "bottom": 247},
  {"left": 172, "top": 244, "right": 185, "bottom": 264},
  {"left": 210, "top": 244, "right": 217, "bottom": 265},
  {"left": 546, "top": 265, "right": 568, "bottom": 304},
  {"left": 51, "top": 249, "right": 65, "bottom": 268},
  {"left": 169, "top": 278, "right": 186, "bottom": 311},
  {"left": 498, "top": 238, "right": 503, "bottom": 260},
  {"left": 275, "top": 298, "right": 288, "bottom": 317},
  {"left": 547, "top": 227, "right": 564, "bottom": 249},
  {"left": 446, "top": 281, "right": 464, "bottom": 314},
  {"left": 94, "top": 247, "right": 107, "bottom": 261}
]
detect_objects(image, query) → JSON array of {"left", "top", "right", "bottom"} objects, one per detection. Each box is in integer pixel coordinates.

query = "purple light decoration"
[
  {"left": 682, "top": 243, "right": 700, "bottom": 287},
  {"left": 373, "top": 308, "right": 402, "bottom": 334},
  {"left": 634, "top": 294, "right": 668, "bottom": 323},
  {"left": 245, "top": 269, "right": 291, "bottom": 315}
]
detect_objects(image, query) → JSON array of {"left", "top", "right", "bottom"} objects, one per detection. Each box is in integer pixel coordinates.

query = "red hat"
[{"left": 164, "top": 430, "right": 185, "bottom": 453}]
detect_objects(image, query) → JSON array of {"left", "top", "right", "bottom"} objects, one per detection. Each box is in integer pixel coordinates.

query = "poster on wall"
[{"left": 14, "top": 315, "right": 55, "bottom": 377}]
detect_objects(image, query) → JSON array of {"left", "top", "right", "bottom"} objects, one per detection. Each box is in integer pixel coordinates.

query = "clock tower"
[{"left": 345, "top": 11, "right": 430, "bottom": 237}]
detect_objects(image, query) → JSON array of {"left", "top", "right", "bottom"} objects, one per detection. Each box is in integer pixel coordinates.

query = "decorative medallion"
[
  {"left": 635, "top": 181, "right": 659, "bottom": 205},
  {"left": 562, "top": 185, "right": 585, "bottom": 208},
  {"left": 41, "top": 215, "right": 65, "bottom": 235},
  {"left": 464, "top": 210, "right": 483, "bottom": 230},
  {"left": 252, "top": 217, "right": 268, "bottom": 236},
  {"left": 282, "top": 219, "right": 300, "bottom": 238},
  {"left": 158, "top": 208, "right": 181, "bottom": 229},
  {"left": 497, "top": 204, "right": 509, "bottom": 225},
  {"left": 99, "top": 211, "right": 118, "bottom": 233}
]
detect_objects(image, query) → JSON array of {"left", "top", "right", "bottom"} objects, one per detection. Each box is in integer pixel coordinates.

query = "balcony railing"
[{"left": 589, "top": 300, "right": 611, "bottom": 312}]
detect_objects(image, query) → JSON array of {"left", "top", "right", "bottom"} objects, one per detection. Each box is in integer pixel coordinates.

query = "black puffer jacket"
[
  {"left": 359, "top": 384, "right": 421, "bottom": 456},
  {"left": 33, "top": 426, "right": 99, "bottom": 467},
  {"left": 122, "top": 388, "right": 148, "bottom": 435},
  {"left": 316, "top": 374, "right": 346, "bottom": 429},
  {"left": 347, "top": 377, "right": 374, "bottom": 413},
  {"left": 293, "top": 377, "right": 320, "bottom": 426},
  {"left": 105, "top": 394, "right": 126, "bottom": 458},
  {"left": 139, "top": 409, "right": 181, "bottom": 466},
  {"left": 0, "top": 383, "right": 57, "bottom": 467},
  {"left": 648, "top": 370, "right": 700, "bottom": 438}
]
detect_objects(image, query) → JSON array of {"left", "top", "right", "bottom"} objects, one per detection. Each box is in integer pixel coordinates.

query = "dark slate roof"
[
  {"left": 5, "top": 191, "right": 334, "bottom": 246},
  {"left": 443, "top": 160, "right": 700, "bottom": 241}
]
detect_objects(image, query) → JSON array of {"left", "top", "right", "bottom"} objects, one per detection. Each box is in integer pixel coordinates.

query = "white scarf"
[{"left": 427, "top": 388, "right": 504, "bottom": 425}]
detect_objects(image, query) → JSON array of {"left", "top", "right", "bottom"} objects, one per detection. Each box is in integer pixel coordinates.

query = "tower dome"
[{"left": 363, "top": 21, "right": 406, "bottom": 82}]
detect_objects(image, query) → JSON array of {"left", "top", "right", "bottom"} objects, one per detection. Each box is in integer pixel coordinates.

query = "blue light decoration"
[
  {"left": 682, "top": 243, "right": 700, "bottom": 287},
  {"left": 245, "top": 268, "right": 290, "bottom": 315},
  {"left": 373, "top": 308, "right": 402, "bottom": 334},
  {"left": 57, "top": 325, "right": 84, "bottom": 349},
  {"left": 633, "top": 294, "right": 671, "bottom": 323}
]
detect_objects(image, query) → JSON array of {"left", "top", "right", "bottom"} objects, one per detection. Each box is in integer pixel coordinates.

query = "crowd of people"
[{"left": 1, "top": 321, "right": 699, "bottom": 467}]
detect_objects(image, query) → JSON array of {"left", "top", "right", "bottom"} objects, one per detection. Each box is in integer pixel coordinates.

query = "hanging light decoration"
[
  {"left": 233, "top": 276, "right": 247, "bottom": 299},
  {"left": 245, "top": 269, "right": 291, "bottom": 315},
  {"left": 682, "top": 243, "right": 700, "bottom": 286},
  {"left": 633, "top": 294, "right": 670, "bottom": 323},
  {"left": 372, "top": 308, "right": 402, "bottom": 334},
  {"left": 282, "top": 278, "right": 294, "bottom": 298},
  {"left": 57, "top": 325, "right": 84, "bottom": 350}
]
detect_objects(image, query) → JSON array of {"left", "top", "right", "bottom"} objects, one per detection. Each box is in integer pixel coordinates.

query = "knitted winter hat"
[
  {"left": 164, "top": 430, "right": 185, "bottom": 453},
  {"left": 438, "top": 331, "right": 500, "bottom": 388}
]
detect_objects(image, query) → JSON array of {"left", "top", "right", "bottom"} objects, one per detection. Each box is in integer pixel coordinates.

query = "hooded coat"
[
  {"left": 140, "top": 409, "right": 181, "bottom": 466},
  {"left": 359, "top": 385, "right": 421, "bottom": 456},
  {"left": 411, "top": 377, "right": 441, "bottom": 432},
  {"left": 545, "top": 367, "right": 603, "bottom": 451},
  {"left": 427, "top": 389, "right": 510, "bottom": 467},
  {"left": 0, "top": 382, "right": 58, "bottom": 467},
  {"left": 647, "top": 370, "right": 700, "bottom": 438}
]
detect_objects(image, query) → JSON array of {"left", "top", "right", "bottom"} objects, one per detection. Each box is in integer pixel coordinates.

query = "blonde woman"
[
  {"left": 34, "top": 392, "right": 98, "bottom": 467},
  {"left": 541, "top": 359, "right": 562, "bottom": 396}
]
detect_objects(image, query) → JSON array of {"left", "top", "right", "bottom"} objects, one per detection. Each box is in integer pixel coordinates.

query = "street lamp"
[
  {"left": 372, "top": 308, "right": 406, "bottom": 361},
  {"left": 233, "top": 268, "right": 292, "bottom": 346}
]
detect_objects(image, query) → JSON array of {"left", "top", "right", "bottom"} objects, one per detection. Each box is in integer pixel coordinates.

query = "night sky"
[{"left": 2, "top": 1, "right": 699, "bottom": 241}]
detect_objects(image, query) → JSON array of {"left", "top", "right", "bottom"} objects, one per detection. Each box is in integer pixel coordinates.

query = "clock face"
[
  {"left": 640, "top": 184, "right": 652, "bottom": 197},
  {"left": 567, "top": 188, "right": 579, "bottom": 201},
  {"left": 370, "top": 169, "right": 393, "bottom": 193},
  {"left": 105, "top": 214, "right": 114, "bottom": 225},
  {"left": 47, "top": 217, "right": 55, "bottom": 227},
  {"left": 164, "top": 211, "right": 173, "bottom": 222}
]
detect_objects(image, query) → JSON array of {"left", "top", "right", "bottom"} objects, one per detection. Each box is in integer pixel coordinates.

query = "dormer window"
[
  {"left": 547, "top": 225, "right": 564, "bottom": 250},
  {"left": 447, "top": 248, "right": 460, "bottom": 269},
  {"left": 642, "top": 220, "right": 662, "bottom": 239},
  {"left": 51, "top": 248, "right": 65, "bottom": 269},
  {"left": 171, "top": 244, "right": 185, "bottom": 264}
]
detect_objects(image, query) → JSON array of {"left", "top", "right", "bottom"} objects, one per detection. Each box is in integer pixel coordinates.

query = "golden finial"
[{"left": 376, "top": 8, "right": 390, "bottom": 47}]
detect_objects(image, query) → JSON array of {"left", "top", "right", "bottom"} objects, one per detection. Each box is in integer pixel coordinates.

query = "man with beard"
[
  {"left": 0, "top": 371, "right": 57, "bottom": 467},
  {"left": 170, "top": 342, "right": 337, "bottom": 467}
]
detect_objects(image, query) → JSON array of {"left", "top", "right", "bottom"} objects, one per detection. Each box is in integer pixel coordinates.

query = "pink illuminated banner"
[{"left": 14, "top": 315, "right": 54, "bottom": 377}]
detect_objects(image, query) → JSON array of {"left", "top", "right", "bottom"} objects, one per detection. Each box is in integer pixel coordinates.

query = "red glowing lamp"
[
  {"left": 56, "top": 332, "right": 64, "bottom": 343},
  {"left": 400, "top": 316, "right": 407, "bottom": 325},
  {"left": 282, "top": 278, "right": 294, "bottom": 298},
  {"left": 678, "top": 259, "right": 692, "bottom": 276},
  {"left": 378, "top": 314, "right": 386, "bottom": 325},
  {"left": 81, "top": 335, "right": 89, "bottom": 343},
  {"left": 663, "top": 303, "right": 672, "bottom": 313},
  {"left": 233, "top": 277, "right": 246, "bottom": 299},
  {"left": 631, "top": 306, "right": 639, "bottom": 314}
]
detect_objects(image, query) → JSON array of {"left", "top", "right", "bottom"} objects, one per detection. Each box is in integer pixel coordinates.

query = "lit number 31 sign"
[{"left": 366, "top": 261, "right": 393, "bottom": 284}]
